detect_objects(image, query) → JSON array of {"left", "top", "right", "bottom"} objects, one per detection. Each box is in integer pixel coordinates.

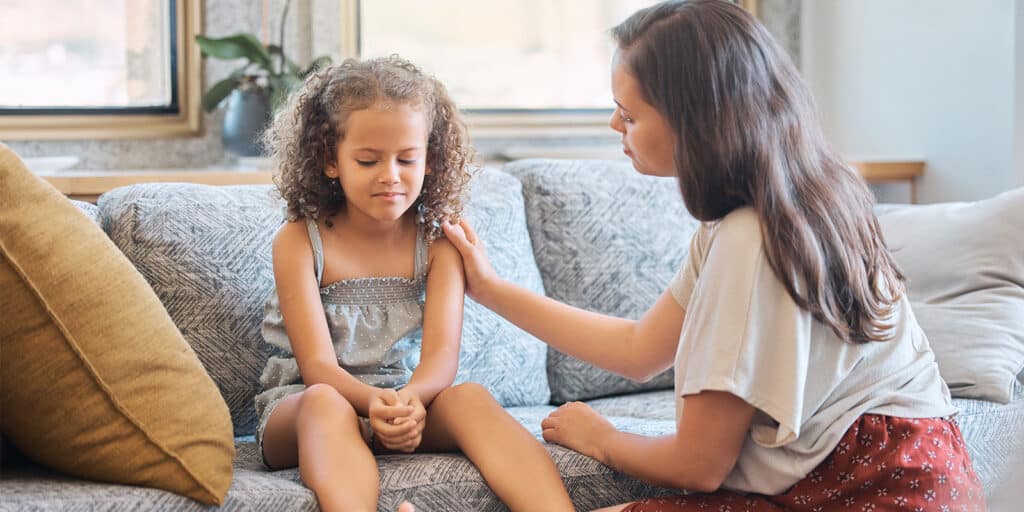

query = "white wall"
[
  {"left": 801, "top": 0, "right": 1017, "bottom": 203},
  {"left": 1016, "top": 0, "right": 1024, "bottom": 187}
]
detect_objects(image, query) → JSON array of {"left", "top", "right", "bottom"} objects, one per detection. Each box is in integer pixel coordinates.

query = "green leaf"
[
  {"left": 267, "top": 45, "right": 301, "bottom": 75},
  {"left": 202, "top": 75, "right": 242, "bottom": 112},
  {"left": 195, "top": 34, "right": 273, "bottom": 70}
]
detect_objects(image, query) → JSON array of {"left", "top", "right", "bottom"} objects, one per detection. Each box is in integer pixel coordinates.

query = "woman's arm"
[
  {"left": 542, "top": 391, "right": 755, "bottom": 492},
  {"left": 271, "top": 222, "right": 397, "bottom": 417},
  {"left": 402, "top": 238, "right": 465, "bottom": 407},
  {"left": 443, "top": 219, "right": 684, "bottom": 381}
]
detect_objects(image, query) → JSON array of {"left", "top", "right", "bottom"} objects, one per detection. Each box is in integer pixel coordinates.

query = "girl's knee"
[
  {"left": 434, "top": 382, "right": 497, "bottom": 410},
  {"left": 299, "top": 383, "right": 355, "bottom": 419}
]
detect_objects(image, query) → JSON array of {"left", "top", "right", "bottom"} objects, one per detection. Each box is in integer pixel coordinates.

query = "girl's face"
[
  {"left": 609, "top": 51, "right": 676, "bottom": 178},
  {"left": 327, "top": 103, "right": 430, "bottom": 224}
]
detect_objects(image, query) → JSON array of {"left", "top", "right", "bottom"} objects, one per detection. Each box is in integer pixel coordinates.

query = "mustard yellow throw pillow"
[{"left": 0, "top": 144, "right": 234, "bottom": 505}]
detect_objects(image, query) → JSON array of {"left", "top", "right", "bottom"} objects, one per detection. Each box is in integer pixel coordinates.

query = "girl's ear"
[{"left": 325, "top": 161, "right": 339, "bottom": 178}]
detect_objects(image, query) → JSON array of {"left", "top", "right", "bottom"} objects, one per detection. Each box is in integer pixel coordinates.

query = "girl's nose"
[{"left": 378, "top": 161, "right": 401, "bottom": 183}]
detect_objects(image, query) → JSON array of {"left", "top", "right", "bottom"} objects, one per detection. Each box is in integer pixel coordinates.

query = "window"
[
  {"left": 0, "top": 0, "right": 202, "bottom": 140},
  {"left": 343, "top": 0, "right": 758, "bottom": 137}
]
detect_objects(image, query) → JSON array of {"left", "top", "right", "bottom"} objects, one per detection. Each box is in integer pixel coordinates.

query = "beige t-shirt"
[{"left": 669, "top": 207, "right": 956, "bottom": 495}]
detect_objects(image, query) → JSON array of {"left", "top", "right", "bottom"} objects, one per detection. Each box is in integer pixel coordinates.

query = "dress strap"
[
  {"left": 305, "top": 219, "right": 325, "bottom": 286},
  {"left": 413, "top": 222, "right": 429, "bottom": 279}
]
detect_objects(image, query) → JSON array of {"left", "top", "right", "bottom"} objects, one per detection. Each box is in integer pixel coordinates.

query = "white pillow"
[{"left": 879, "top": 188, "right": 1024, "bottom": 404}]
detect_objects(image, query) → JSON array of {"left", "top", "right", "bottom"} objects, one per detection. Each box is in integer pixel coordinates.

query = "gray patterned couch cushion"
[
  {"left": 0, "top": 402, "right": 677, "bottom": 512},
  {"left": 97, "top": 167, "right": 549, "bottom": 436},
  {"left": 503, "top": 159, "right": 700, "bottom": 403},
  {"left": 71, "top": 199, "right": 100, "bottom": 224},
  {"left": 6, "top": 389, "right": 1018, "bottom": 510},
  {"left": 952, "top": 383, "right": 1024, "bottom": 497}
]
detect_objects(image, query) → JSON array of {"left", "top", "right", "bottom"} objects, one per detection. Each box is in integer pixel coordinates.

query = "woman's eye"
[
  {"left": 620, "top": 112, "right": 634, "bottom": 124},
  {"left": 398, "top": 159, "right": 417, "bottom": 165},
  {"left": 356, "top": 160, "right": 377, "bottom": 167}
]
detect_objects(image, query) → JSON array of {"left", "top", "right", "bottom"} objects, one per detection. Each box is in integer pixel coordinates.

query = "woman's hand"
[
  {"left": 442, "top": 219, "right": 501, "bottom": 305},
  {"left": 541, "top": 401, "right": 617, "bottom": 464}
]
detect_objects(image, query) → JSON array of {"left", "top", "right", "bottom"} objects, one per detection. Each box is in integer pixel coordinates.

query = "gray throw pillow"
[
  {"left": 504, "top": 159, "right": 700, "bottom": 403},
  {"left": 878, "top": 188, "right": 1024, "bottom": 404},
  {"left": 71, "top": 199, "right": 100, "bottom": 224},
  {"left": 98, "top": 168, "right": 549, "bottom": 435}
]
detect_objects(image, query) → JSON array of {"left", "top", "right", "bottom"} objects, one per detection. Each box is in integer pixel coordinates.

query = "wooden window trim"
[{"left": 0, "top": 0, "right": 203, "bottom": 140}]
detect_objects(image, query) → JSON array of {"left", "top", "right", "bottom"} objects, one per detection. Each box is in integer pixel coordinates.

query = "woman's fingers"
[
  {"left": 442, "top": 221, "right": 471, "bottom": 251},
  {"left": 443, "top": 219, "right": 482, "bottom": 250},
  {"left": 540, "top": 412, "right": 560, "bottom": 443},
  {"left": 459, "top": 218, "right": 480, "bottom": 245}
]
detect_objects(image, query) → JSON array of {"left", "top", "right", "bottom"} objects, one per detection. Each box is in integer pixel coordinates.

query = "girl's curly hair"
[{"left": 262, "top": 55, "right": 474, "bottom": 241}]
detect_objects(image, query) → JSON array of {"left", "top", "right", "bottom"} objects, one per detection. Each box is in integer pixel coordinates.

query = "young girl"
[
  {"left": 443, "top": 1, "right": 985, "bottom": 511},
  {"left": 255, "top": 56, "right": 575, "bottom": 512}
]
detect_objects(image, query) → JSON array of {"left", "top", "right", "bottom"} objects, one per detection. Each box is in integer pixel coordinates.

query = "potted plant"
[{"left": 196, "top": 0, "right": 330, "bottom": 156}]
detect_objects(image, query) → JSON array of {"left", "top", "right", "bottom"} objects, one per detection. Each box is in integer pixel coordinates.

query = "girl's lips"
[{"left": 373, "top": 192, "right": 405, "bottom": 202}]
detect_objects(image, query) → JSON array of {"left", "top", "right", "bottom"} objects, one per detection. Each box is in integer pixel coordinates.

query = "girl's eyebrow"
[{"left": 613, "top": 99, "right": 630, "bottom": 112}]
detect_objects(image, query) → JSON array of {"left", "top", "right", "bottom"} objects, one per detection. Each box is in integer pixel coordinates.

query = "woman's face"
[{"left": 609, "top": 51, "right": 677, "bottom": 178}]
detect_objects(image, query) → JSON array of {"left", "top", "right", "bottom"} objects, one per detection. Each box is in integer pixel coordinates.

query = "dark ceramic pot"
[{"left": 221, "top": 87, "right": 271, "bottom": 157}]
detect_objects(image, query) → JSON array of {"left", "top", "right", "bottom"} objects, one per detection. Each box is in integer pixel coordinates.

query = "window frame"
[
  {"left": 0, "top": 0, "right": 203, "bottom": 140},
  {"left": 339, "top": 0, "right": 759, "bottom": 137}
]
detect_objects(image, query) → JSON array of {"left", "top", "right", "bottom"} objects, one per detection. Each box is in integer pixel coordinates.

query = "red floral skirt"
[{"left": 623, "top": 414, "right": 985, "bottom": 512}]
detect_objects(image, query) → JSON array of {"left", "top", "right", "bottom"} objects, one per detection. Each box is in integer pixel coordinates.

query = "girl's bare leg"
[
  {"left": 419, "top": 382, "right": 575, "bottom": 512},
  {"left": 262, "top": 383, "right": 379, "bottom": 512}
]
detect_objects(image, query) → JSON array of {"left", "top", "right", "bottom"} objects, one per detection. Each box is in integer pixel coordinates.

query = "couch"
[{"left": 2, "top": 158, "right": 1022, "bottom": 511}]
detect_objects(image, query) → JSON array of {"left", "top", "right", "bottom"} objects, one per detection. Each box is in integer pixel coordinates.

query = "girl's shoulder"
[
  {"left": 273, "top": 217, "right": 312, "bottom": 244},
  {"left": 426, "top": 235, "right": 461, "bottom": 269},
  {"left": 271, "top": 218, "right": 315, "bottom": 262}
]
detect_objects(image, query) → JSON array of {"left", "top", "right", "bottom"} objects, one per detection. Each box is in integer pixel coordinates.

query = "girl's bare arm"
[{"left": 402, "top": 238, "right": 465, "bottom": 407}]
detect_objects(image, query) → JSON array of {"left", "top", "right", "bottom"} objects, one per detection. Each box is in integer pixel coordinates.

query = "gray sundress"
[{"left": 254, "top": 218, "right": 427, "bottom": 452}]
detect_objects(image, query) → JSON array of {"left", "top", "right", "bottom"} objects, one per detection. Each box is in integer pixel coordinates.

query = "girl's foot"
[{"left": 397, "top": 501, "right": 415, "bottom": 512}]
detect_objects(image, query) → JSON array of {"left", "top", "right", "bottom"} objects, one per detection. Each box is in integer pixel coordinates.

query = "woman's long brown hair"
[{"left": 613, "top": 0, "right": 905, "bottom": 343}]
